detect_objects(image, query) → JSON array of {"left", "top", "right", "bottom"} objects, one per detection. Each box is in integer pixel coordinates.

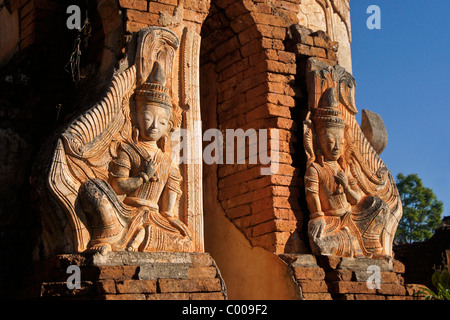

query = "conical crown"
[
  {"left": 312, "top": 87, "right": 345, "bottom": 128},
  {"left": 135, "top": 62, "right": 172, "bottom": 108}
]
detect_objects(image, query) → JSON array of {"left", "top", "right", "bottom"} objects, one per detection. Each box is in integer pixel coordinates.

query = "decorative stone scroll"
[
  {"left": 45, "top": 27, "right": 203, "bottom": 255},
  {"left": 303, "top": 58, "right": 402, "bottom": 258}
]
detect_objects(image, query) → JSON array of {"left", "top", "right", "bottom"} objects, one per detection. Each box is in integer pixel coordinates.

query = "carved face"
[
  {"left": 318, "top": 126, "right": 345, "bottom": 161},
  {"left": 136, "top": 102, "right": 171, "bottom": 141}
]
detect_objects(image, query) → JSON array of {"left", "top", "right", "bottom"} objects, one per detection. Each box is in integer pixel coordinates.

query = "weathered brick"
[
  {"left": 309, "top": 46, "right": 327, "bottom": 58},
  {"left": 119, "top": 0, "right": 147, "bottom": 11},
  {"left": 238, "top": 25, "right": 262, "bottom": 45},
  {"left": 312, "top": 35, "right": 330, "bottom": 49},
  {"left": 190, "top": 292, "right": 226, "bottom": 300},
  {"left": 125, "top": 9, "right": 159, "bottom": 25},
  {"left": 293, "top": 267, "right": 326, "bottom": 280},
  {"left": 146, "top": 292, "right": 190, "bottom": 300},
  {"left": 158, "top": 278, "right": 222, "bottom": 293},
  {"left": 302, "top": 293, "right": 332, "bottom": 300},
  {"left": 329, "top": 281, "right": 376, "bottom": 294},
  {"left": 98, "top": 265, "right": 139, "bottom": 280},
  {"left": 116, "top": 280, "right": 157, "bottom": 294},
  {"left": 393, "top": 260, "right": 405, "bottom": 274},
  {"left": 252, "top": 219, "right": 297, "bottom": 237},
  {"left": 148, "top": 2, "right": 176, "bottom": 15},
  {"left": 41, "top": 281, "right": 95, "bottom": 297},
  {"left": 126, "top": 20, "right": 149, "bottom": 33},
  {"left": 299, "top": 280, "right": 328, "bottom": 293},
  {"left": 354, "top": 294, "right": 385, "bottom": 300},
  {"left": 325, "top": 270, "right": 353, "bottom": 282},
  {"left": 103, "top": 293, "right": 146, "bottom": 300},
  {"left": 258, "top": 24, "right": 286, "bottom": 40},
  {"left": 96, "top": 280, "right": 117, "bottom": 294},
  {"left": 252, "top": 12, "right": 288, "bottom": 28},
  {"left": 376, "top": 284, "right": 406, "bottom": 296},
  {"left": 188, "top": 267, "right": 217, "bottom": 279}
]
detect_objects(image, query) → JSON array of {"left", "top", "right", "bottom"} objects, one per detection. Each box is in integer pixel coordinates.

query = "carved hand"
[
  {"left": 145, "top": 158, "right": 158, "bottom": 178},
  {"left": 334, "top": 172, "right": 349, "bottom": 188},
  {"left": 308, "top": 216, "right": 325, "bottom": 239}
]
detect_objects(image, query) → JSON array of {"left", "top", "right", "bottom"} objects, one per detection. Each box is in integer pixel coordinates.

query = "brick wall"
[
  {"left": 16, "top": 253, "right": 226, "bottom": 300},
  {"left": 200, "top": 0, "right": 343, "bottom": 254},
  {"left": 281, "top": 254, "right": 427, "bottom": 300}
]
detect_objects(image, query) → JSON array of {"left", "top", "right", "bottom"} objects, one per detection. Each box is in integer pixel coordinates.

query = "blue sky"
[{"left": 350, "top": 0, "right": 450, "bottom": 217}]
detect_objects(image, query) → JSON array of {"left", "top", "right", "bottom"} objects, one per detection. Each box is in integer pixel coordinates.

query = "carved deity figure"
[
  {"left": 44, "top": 27, "right": 201, "bottom": 256},
  {"left": 78, "top": 62, "right": 191, "bottom": 254},
  {"left": 303, "top": 58, "right": 402, "bottom": 258}
]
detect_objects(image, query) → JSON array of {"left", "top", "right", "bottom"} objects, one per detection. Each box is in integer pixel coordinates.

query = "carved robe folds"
[{"left": 303, "top": 58, "right": 402, "bottom": 259}]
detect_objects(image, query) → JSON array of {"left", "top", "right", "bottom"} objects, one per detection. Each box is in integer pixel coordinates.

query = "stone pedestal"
[
  {"left": 18, "top": 252, "right": 226, "bottom": 300},
  {"left": 280, "top": 254, "right": 426, "bottom": 300}
]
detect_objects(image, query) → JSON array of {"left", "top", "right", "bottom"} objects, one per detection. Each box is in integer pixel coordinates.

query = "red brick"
[
  {"left": 327, "top": 49, "right": 337, "bottom": 61},
  {"left": 126, "top": 20, "right": 149, "bottom": 33},
  {"left": 215, "top": 36, "right": 241, "bottom": 60},
  {"left": 354, "top": 294, "right": 385, "bottom": 300},
  {"left": 190, "top": 292, "right": 226, "bottom": 300},
  {"left": 104, "top": 294, "right": 146, "bottom": 300},
  {"left": 158, "top": 278, "right": 222, "bottom": 293},
  {"left": 146, "top": 292, "right": 189, "bottom": 300},
  {"left": 225, "top": 204, "right": 252, "bottom": 220},
  {"left": 393, "top": 260, "right": 405, "bottom": 274},
  {"left": 98, "top": 266, "right": 138, "bottom": 280},
  {"left": 325, "top": 270, "right": 353, "bottom": 282},
  {"left": 125, "top": 9, "right": 159, "bottom": 25},
  {"left": 182, "top": 9, "right": 206, "bottom": 25},
  {"left": 312, "top": 35, "right": 330, "bottom": 49},
  {"left": 386, "top": 296, "right": 414, "bottom": 300},
  {"left": 252, "top": 219, "right": 297, "bottom": 237},
  {"left": 329, "top": 281, "right": 376, "bottom": 294},
  {"left": 238, "top": 26, "right": 262, "bottom": 45},
  {"left": 116, "top": 280, "right": 157, "bottom": 294},
  {"left": 381, "top": 272, "right": 402, "bottom": 284},
  {"left": 261, "top": 37, "right": 285, "bottom": 50},
  {"left": 119, "top": 0, "right": 147, "bottom": 11},
  {"left": 252, "top": 12, "right": 288, "bottom": 28},
  {"left": 184, "top": 0, "right": 209, "bottom": 13},
  {"left": 299, "top": 280, "right": 328, "bottom": 293},
  {"left": 293, "top": 267, "right": 326, "bottom": 280},
  {"left": 230, "top": 13, "right": 256, "bottom": 33},
  {"left": 258, "top": 25, "right": 286, "bottom": 40},
  {"left": 188, "top": 267, "right": 217, "bottom": 279},
  {"left": 219, "top": 58, "right": 249, "bottom": 81},
  {"left": 266, "top": 92, "right": 296, "bottom": 107},
  {"left": 148, "top": 2, "right": 176, "bottom": 15},
  {"left": 309, "top": 46, "right": 327, "bottom": 58},
  {"left": 216, "top": 50, "right": 243, "bottom": 73},
  {"left": 376, "top": 284, "right": 406, "bottom": 296},
  {"left": 191, "top": 254, "right": 213, "bottom": 267},
  {"left": 303, "top": 293, "right": 332, "bottom": 300},
  {"left": 96, "top": 280, "right": 117, "bottom": 294}
]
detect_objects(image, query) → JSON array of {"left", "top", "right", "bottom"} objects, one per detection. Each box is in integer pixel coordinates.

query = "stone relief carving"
[
  {"left": 303, "top": 58, "right": 402, "bottom": 258},
  {"left": 45, "top": 27, "right": 202, "bottom": 255}
]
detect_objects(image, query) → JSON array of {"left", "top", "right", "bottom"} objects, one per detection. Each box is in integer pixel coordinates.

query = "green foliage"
[
  {"left": 416, "top": 257, "right": 450, "bottom": 300},
  {"left": 395, "top": 173, "right": 443, "bottom": 244}
]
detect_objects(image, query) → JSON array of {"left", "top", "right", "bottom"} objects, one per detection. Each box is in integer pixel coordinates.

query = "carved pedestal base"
[
  {"left": 280, "top": 254, "right": 427, "bottom": 300},
  {"left": 18, "top": 252, "right": 226, "bottom": 300}
]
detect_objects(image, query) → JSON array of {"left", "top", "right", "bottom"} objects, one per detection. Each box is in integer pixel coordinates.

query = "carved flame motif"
[{"left": 303, "top": 58, "right": 402, "bottom": 258}]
